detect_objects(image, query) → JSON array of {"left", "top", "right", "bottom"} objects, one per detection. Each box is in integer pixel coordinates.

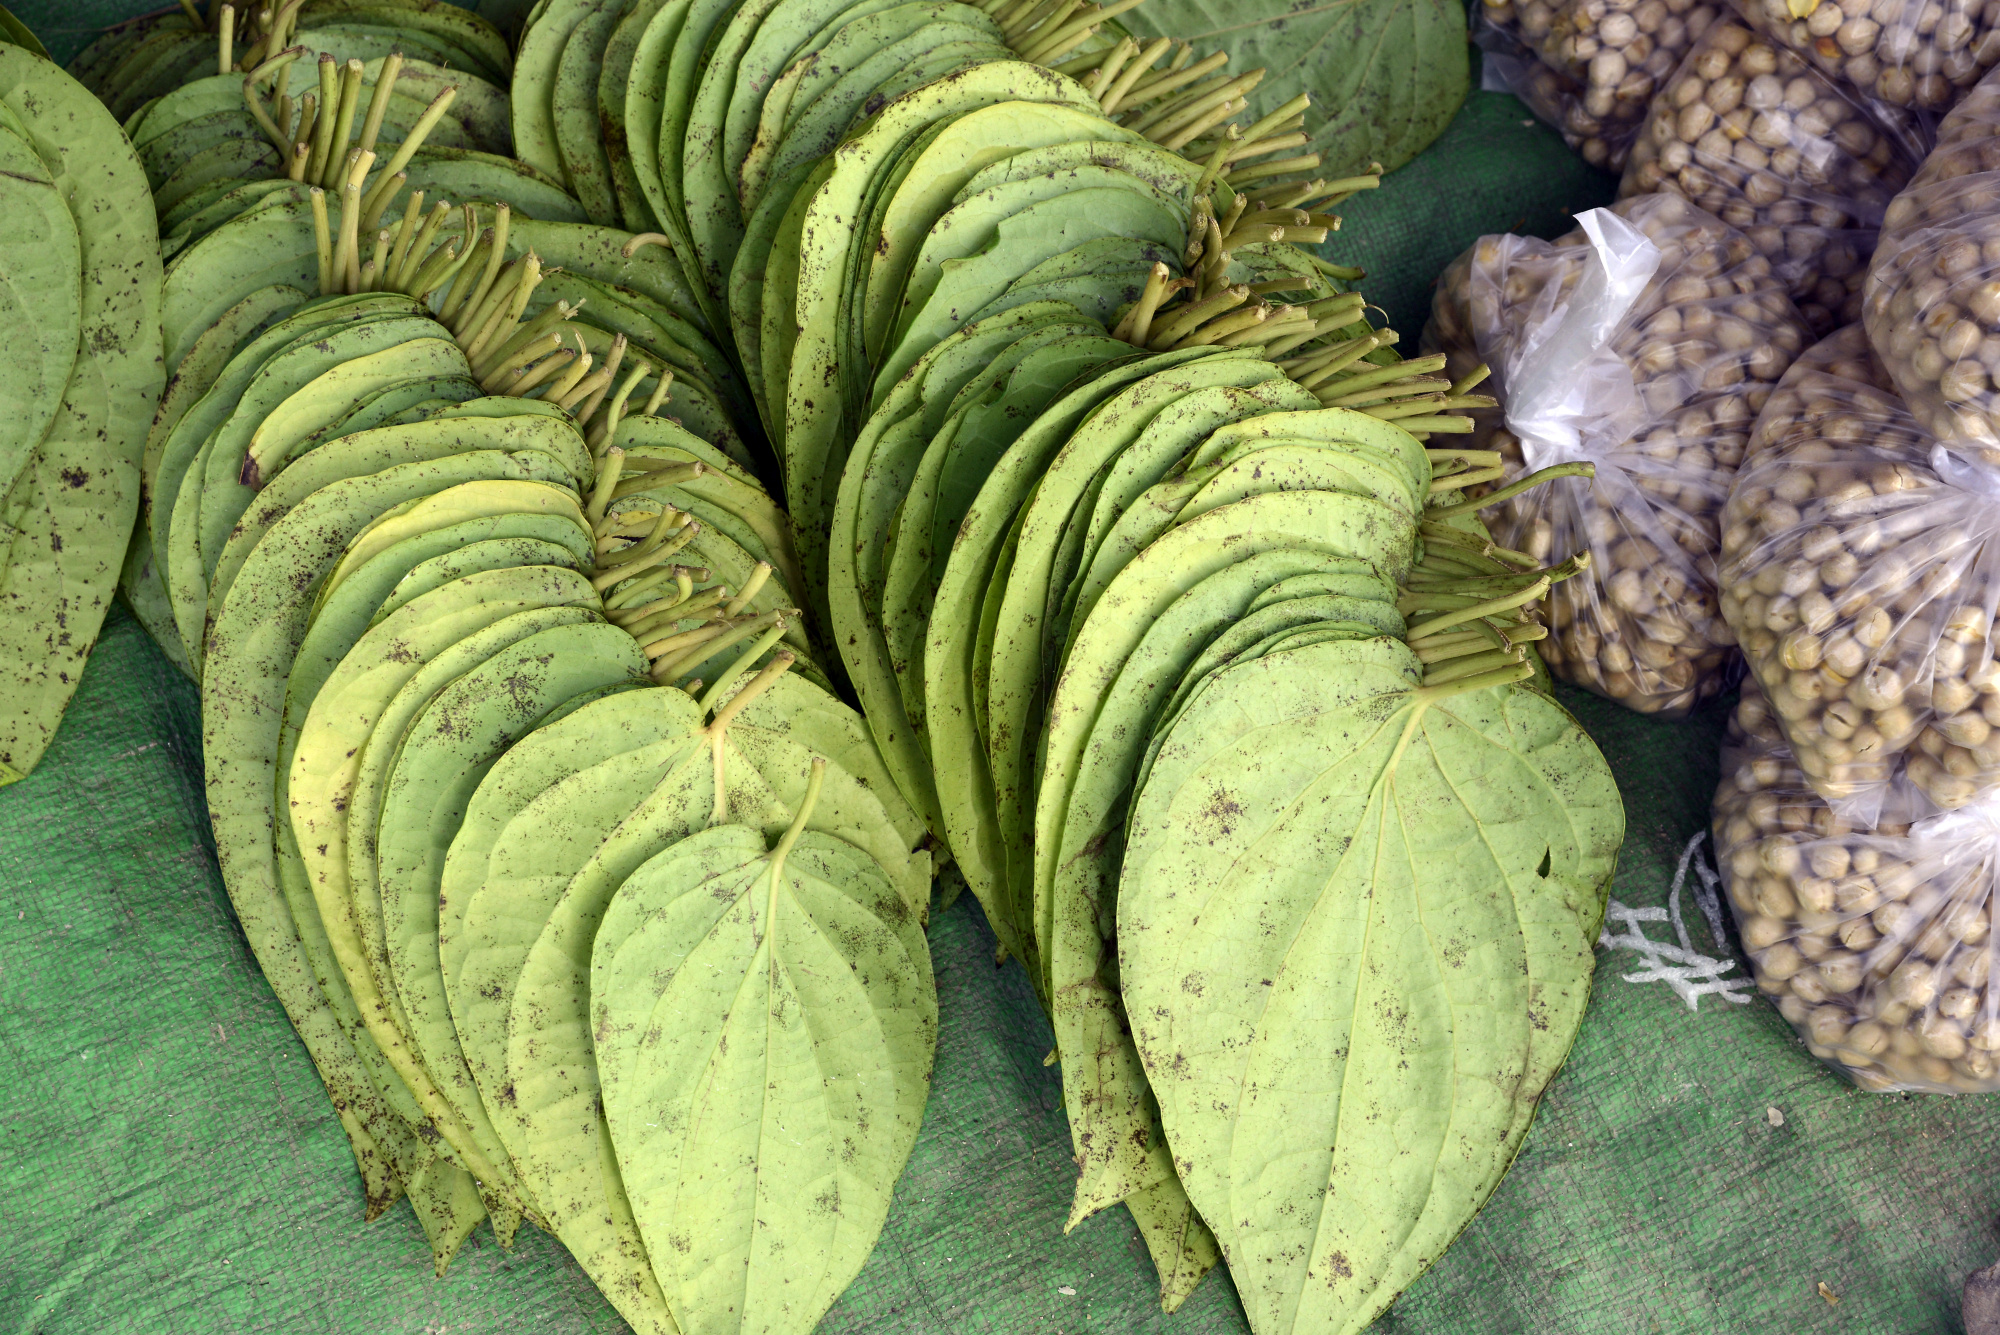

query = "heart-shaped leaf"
[{"left": 1120, "top": 637, "right": 1622, "bottom": 1334}]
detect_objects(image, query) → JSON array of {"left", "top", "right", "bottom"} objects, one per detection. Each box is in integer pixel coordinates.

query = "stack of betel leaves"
[
  {"left": 113, "top": 83, "right": 930, "bottom": 1323},
  {"left": 90, "top": 0, "right": 768, "bottom": 681},
  {"left": 31, "top": 0, "right": 1634, "bottom": 1330},
  {"left": 69, "top": 0, "right": 567, "bottom": 241},
  {"left": 0, "top": 23, "right": 164, "bottom": 785}
]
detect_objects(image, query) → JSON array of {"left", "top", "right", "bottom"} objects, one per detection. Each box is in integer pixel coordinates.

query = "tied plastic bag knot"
[
  {"left": 1496, "top": 208, "right": 1662, "bottom": 475},
  {"left": 1909, "top": 791, "right": 2000, "bottom": 848},
  {"left": 1932, "top": 443, "right": 2000, "bottom": 501}
]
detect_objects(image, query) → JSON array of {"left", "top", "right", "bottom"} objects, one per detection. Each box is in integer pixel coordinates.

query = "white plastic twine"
[{"left": 1493, "top": 207, "right": 1664, "bottom": 474}]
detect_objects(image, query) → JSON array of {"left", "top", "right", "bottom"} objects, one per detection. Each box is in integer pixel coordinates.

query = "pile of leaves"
[
  {"left": 110, "top": 70, "right": 928, "bottom": 1329},
  {"left": 8, "top": 1, "right": 1623, "bottom": 1332}
]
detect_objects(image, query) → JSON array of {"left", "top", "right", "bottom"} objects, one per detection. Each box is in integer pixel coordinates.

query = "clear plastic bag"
[
  {"left": 1747, "top": 323, "right": 1902, "bottom": 457},
  {"left": 1863, "top": 65, "right": 2000, "bottom": 446},
  {"left": 1714, "top": 675, "right": 2000, "bottom": 1093},
  {"left": 1719, "top": 325, "right": 2000, "bottom": 821},
  {"left": 1620, "top": 19, "right": 1924, "bottom": 335},
  {"left": 1476, "top": 0, "right": 1724, "bottom": 169},
  {"left": 1424, "top": 192, "right": 1810, "bottom": 716},
  {"left": 1733, "top": 0, "right": 2000, "bottom": 112}
]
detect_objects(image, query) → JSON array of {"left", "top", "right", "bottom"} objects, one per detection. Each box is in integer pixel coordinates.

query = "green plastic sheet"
[{"left": 2, "top": 6, "right": 1996, "bottom": 1332}]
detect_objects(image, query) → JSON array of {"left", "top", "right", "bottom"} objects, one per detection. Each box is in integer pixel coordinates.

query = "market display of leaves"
[{"left": 4, "top": 0, "right": 1622, "bottom": 1332}]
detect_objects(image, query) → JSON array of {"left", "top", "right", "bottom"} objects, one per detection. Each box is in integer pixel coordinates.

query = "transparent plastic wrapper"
[
  {"left": 1734, "top": 0, "right": 2000, "bottom": 112},
  {"left": 1863, "top": 66, "right": 2000, "bottom": 446},
  {"left": 1714, "top": 675, "right": 2000, "bottom": 1093},
  {"left": 1476, "top": 0, "right": 1723, "bottom": 169},
  {"left": 1424, "top": 192, "right": 1810, "bottom": 716},
  {"left": 1747, "top": 324, "right": 1900, "bottom": 466},
  {"left": 1620, "top": 19, "right": 1924, "bottom": 335},
  {"left": 1719, "top": 327, "right": 2000, "bottom": 820}
]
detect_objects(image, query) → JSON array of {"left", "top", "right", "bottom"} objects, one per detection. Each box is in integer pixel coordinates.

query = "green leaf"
[
  {"left": 1120, "top": 638, "right": 1622, "bottom": 1334},
  {"left": 1121, "top": 0, "right": 1470, "bottom": 177},
  {"left": 0, "top": 44, "right": 163, "bottom": 785},
  {"left": 592, "top": 805, "right": 937, "bottom": 1335}
]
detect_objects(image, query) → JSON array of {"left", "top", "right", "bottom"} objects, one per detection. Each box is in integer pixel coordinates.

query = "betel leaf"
[
  {"left": 592, "top": 768, "right": 937, "bottom": 1335},
  {"left": 1119, "top": 0, "right": 1469, "bottom": 178},
  {"left": 0, "top": 43, "right": 163, "bottom": 786},
  {"left": 1118, "top": 638, "right": 1622, "bottom": 1335},
  {"left": 0, "top": 116, "right": 80, "bottom": 497}
]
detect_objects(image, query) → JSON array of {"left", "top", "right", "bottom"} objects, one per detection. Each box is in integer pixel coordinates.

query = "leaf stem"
[
  {"left": 354, "top": 51, "right": 402, "bottom": 163},
  {"left": 657, "top": 611, "right": 791, "bottom": 684},
  {"left": 693, "top": 620, "right": 791, "bottom": 711},
  {"left": 1426, "top": 462, "right": 1594, "bottom": 520},
  {"left": 610, "top": 460, "right": 705, "bottom": 503},
  {"left": 611, "top": 571, "right": 701, "bottom": 627},
  {"left": 240, "top": 45, "right": 305, "bottom": 151},
  {"left": 1096, "top": 37, "right": 1173, "bottom": 115},
  {"left": 588, "top": 362, "right": 652, "bottom": 453},
  {"left": 309, "top": 186, "right": 331, "bottom": 294},
  {"left": 321, "top": 59, "right": 363, "bottom": 189},
  {"left": 571, "top": 334, "right": 628, "bottom": 426},
  {"left": 643, "top": 369, "right": 675, "bottom": 416},
  {"left": 358, "top": 84, "right": 460, "bottom": 222},
  {"left": 1146, "top": 284, "right": 1246, "bottom": 349},
  {"left": 1414, "top": 661, "right": 1536, "bottom": 701},
  {"left": 1404, "top": 577, "right": 1550, "bottom": 641},
  {"left": 584, "top": 448, "right": 625, "bottom": 530},
  {"left": 705, "top": 651, "right": 796, "bottom": 733},
  {"left": 622, "top": 581, "right": 725, "bottom": 635},
  {"left": 1110, "top": 261, "right": 1171, "bottom": 345},
  {"left": 1423, "top": 646, "right": 1527, "bottom": 684},
  {"left": 609, "top": 562, "right": 710, "bottom": 611},
  {"left": 1427, "top": 464, "right": 1506, "bottom": 495},
  {"left": 1286, "top": 331, "right": 1392, "bottom": 389},
  {"left": 723, "top": 562, "right": 773, "bottom": 617},
  {"left": 306, "top": 53, "right": 337, "bottom": 182},
  {"left": 591, "top": 520, "right": 697, "bottom": 591},
  {"left": 766, "top": 757, "right": 826, "bottom": 893}
]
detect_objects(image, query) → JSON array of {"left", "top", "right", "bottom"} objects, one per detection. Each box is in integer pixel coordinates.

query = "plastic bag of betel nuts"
[
  {"left": 1425, "top": 192, "right": 1811, "bottom": 716},
  {"left": 1620, "top": 18, "right": 1926, "bottom": 336},
  {"left": 1734, "top": 0, "right": 2000, "bottom": 114},
  {"left": 1716, "top": 674, "right": 2000, "bottom": 1093},
  {"left": 1719, "top": 324, "right": 2000, "bottom": 824},
  {"left": 1864, "top": 65, "right": 2000, "bottom": 448},
  {"left": 1476, "top": 0, "right": 1724, "bottom": 169}
]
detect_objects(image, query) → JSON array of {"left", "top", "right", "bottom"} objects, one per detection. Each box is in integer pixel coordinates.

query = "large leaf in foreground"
[
  {"left": 1120, "top": 0, "right": 1469, "bottom": 177},
  {"left": 1119, "top": 637, "right": 1621, "bottom": 1335},
  {"left": 593, "top": 776, "right": 937, "bottom": 1335}
]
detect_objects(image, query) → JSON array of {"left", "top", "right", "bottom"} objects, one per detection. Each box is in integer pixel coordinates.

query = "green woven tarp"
[{"left": 3, "top": 8, "right": 1995, "bottom": 1332}]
